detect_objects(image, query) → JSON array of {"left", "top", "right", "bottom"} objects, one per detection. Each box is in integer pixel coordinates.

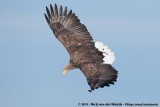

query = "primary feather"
[{"left": 44, "top": 4, "right": 118, "bottom": 92}]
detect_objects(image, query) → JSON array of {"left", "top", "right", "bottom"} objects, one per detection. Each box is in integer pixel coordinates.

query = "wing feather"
[
  {"left": 63, "top": 7, "right": 67, "bottom": 16},
  {"left": 59, "top": 5, "right": 63, "bottom": 16},
  {"left": 44, "top": 13, "right": 50, "bottom": 24},
  {"left": 50, "top": 4, "right": 54, "bottom": 18},
  {"left": 44, "top": 4, "right": 94, "bottom": 55},
  {"left": 46, "top": 7, "right": 51, "bottom": 19},
  {"left": 81, "top": 63, "right": 118, "bottom": 92},
  {"left": 54, "top": 4, "right": 58, "bottom": 18}
]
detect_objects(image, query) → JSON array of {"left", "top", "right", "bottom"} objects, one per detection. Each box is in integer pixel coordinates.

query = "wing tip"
[
  {"left": 44, "top": 13, "right": 50, "bottom": 24},
  {"left": 55, "top": 3, "right": 57, "bottom": 7},
  {"left": 50, "top": 4, "right": 53, "bottom": 9},
  {"left": 87, "top": 64, "right": 118, "bottom": 92}
]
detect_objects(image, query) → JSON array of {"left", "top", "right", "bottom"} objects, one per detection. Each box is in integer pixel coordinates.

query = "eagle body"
[
  {"left": 44, "top": 4, "right": 118, "bottom": 92},
  {"left": 71, "top": 48, "right": 103, "bottom": 66}
]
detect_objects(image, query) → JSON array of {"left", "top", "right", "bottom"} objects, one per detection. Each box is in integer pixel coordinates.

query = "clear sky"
[{"left": 0, "top": 0, "right": 160, "bottom": 107}]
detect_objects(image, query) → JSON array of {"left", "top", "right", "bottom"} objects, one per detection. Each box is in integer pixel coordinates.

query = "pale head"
[{"left": 63, "top": 63, "right": 77, "bottom": 75}]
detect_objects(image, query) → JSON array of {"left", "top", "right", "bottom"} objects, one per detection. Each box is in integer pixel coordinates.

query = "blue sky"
[{"left": 0, "top": 0, "right": 160, "bottom": 107}]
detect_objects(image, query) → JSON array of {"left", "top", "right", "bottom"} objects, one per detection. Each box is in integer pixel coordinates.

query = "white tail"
[{"left": 95, "top": 41, "right": 115, "bottom": 64}]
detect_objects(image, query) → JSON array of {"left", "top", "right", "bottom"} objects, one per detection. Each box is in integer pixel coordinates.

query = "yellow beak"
[{"left": 63, "top": 70, "right": 68, "bottom": 75}]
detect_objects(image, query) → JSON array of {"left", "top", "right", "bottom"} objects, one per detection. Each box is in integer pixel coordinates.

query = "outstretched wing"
[
  {"left": 45, "top": 4, "right": 118, "bottom": 92},
  {"left": 80, "top": 63, "right": 118, "bottom": 92},
  {"left": 44, "top": 4, "right": 94, "bottom": 55}
]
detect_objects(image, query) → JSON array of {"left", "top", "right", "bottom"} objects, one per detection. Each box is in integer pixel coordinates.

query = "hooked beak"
[{"left": 63, "top": 70, "right": 68, "bottom": 75}]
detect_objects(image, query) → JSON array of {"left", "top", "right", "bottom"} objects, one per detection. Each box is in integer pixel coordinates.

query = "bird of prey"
[{"left": 44, "top": 4, "right": 118, "bottom": 92}]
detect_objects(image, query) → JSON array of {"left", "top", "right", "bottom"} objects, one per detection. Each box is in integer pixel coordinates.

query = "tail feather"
[{"left": 95, "top": 41, "right": 115, "bottom": 64}]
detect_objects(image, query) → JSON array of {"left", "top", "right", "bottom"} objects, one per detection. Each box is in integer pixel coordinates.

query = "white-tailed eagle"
[{"left": 44, "top": 4, "right": 118, "bottom": 92}]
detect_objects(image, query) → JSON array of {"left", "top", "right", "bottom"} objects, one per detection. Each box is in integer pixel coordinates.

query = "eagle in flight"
[{"left": 44, "top": 4, "right": 118, "bottom": 92}]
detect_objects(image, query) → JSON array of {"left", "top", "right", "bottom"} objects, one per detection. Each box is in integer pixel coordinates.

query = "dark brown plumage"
[{"left": 44, "top": 4, "right": 118, "bottom": 92}]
